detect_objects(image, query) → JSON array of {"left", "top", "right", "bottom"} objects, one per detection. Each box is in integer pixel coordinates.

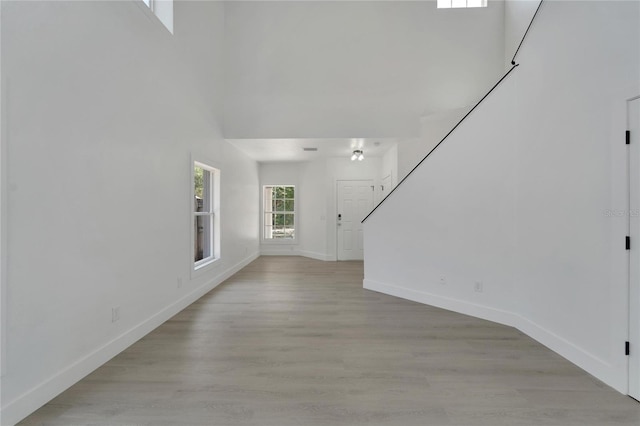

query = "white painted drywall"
[
  {"left": 504, "top": 0, "right": 540, "bottom": 65},
  {"left": 299, "top": 160, "right": 330, "bottom": 260},
  {"left": 223, "top": 0, "right": 505, "bottom": 139},
  {"left": 364, "top": 0, "right": 640, "bottom": 393},
  {"left": 381, "top": 144, "right": 398, "bottom": 197},
  {"left": 0, "top": 2, "right": 259, "bottom": 424},
  {"left": 397, "top": 107, "right": 470, "bottom": 181}
]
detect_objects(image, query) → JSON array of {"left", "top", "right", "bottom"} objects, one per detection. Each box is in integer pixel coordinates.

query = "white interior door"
[
  {"left": 629, "top": 97, "right": 640, "bottom": 401},
  {"left": 337, "top": 180, "right": 373, "bottom": 260}
]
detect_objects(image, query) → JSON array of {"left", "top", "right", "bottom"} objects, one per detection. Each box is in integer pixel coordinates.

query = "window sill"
[{"left": 192, "top": 257, "right": 219, "bottom": 278}]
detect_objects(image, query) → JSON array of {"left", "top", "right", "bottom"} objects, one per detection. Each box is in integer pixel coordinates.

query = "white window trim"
[
  {"left": 137, "top": 0, "right": 174, "bottom": 34},
  {"left": 191, "top": 159, "right": 220, "bottom": 275},
  {"left": 261, "top": 184, "right": 297, "bottom": 244}
]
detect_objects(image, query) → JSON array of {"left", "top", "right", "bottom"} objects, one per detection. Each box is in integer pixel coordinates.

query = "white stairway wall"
[
  {"left": 1, "top": 2, "right": 259, "bottom": 425},
  {"left": 364, "top": 0, "right": 639, "bottom": 393},
  {"left": 504, "top": 0, "right": 540, "bottom": 67},
  {"left": 397, "top": 107, "right": 470, "bottom": 182}
]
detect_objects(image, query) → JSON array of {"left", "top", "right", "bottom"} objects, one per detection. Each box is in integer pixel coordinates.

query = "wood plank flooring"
[{"left": 20, "top": 256, "right": 640, "bottom": 425}]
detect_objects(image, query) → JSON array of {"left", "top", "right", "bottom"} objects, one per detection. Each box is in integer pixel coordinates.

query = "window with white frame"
[
  {"left": 263, "top": 185, "right": 296, "bottom": 240},
  {"left": 141, "top": 0, "right": 173, "bottom": 33},
  {"left": 437, "top": 0, "right": 487, "bottom": 8},
  {"left": 194, "top": 162, "right": 220, "bottom": 268}
]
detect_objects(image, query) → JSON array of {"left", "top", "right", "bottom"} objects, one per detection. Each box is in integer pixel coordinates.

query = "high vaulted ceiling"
[{"left": 223, "top": 0, "right": 507, "bottom": 161}]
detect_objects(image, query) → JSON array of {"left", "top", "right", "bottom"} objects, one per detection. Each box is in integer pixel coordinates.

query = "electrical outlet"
[
  {"left": 440, "top": 276, "right": 446, "bottom": 285},
  {"left": 474, "top": 281, "right": 483, "bottom": 293},
  {"left": 177, "top": 277, "right": 183, "bottom": 288},
  {"left": 112, "top": 306, "right": 121, "bottom": 323}
]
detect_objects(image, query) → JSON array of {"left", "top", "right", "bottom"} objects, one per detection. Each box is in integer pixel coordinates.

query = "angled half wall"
[{"left": 363, "top": 0, "right": 640, "bottom": 393}]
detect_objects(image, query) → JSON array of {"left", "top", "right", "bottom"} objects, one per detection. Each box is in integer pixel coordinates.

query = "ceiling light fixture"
[{"left": 351, "top": 149, "right": 364, "bottom": 161}]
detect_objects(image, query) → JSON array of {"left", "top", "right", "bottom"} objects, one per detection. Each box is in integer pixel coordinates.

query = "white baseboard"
[
  {"left": 363, "top": 278, "right": 622, "bottom": 394},
  {"left": 515, "top": 315, "right": 622, "bottom": 392},
  {"left": 0, "top": 252, "right": 259, "bottom": 426},
  {"left": 260, "top": 248, "right": 333, "bottom": 262},
  {"left": 260, "top": 248, "right": 299, "bottom": 256},
  {"left": 364, "top": 278, "right": 516, "bottom": 325},
  {"left": 298, "top": 250, "right": 333, "bottom": 262}
]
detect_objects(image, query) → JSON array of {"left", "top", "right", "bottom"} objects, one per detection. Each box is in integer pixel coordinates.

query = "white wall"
[
  {"left": 0, "top": 2, "right": 259, "bottom": 424},
  {"left": 299, "top": 160, "right": 329, "bottom": 259},
  {"left": 504, "top": 0, "right": 541, "bottom": 65},
  {"left": 223, "top": 0, "right": 505, "bottom": 139},
  {"left": 364, "top": 0, "right": 640, "bottom": 393},
  {"left": 380, "top": 144, "right": 398, "bottom": 196},
  {"left": 397, "top": 107, "right": 470, "bottom": 181}
]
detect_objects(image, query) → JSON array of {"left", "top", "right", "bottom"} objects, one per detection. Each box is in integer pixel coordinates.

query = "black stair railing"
[
  {"left": 362, "top": 0, "right": 545, "bottom": 224},
  {"left": 511, "top": 0, "right": 545, "bottom": 66}
]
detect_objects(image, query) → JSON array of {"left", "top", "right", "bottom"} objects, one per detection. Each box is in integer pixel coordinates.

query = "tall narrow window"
[
  {"left": 263, "top": 185, "right": 295, "bottom": 240},
  {"left": 194, "top": 162, "right": 219, "bottom": 268}
]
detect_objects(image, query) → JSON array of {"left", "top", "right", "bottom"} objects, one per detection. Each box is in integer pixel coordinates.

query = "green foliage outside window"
[
  {"left": 194, "top": 166, "right": 204, "bottom": 199},
  {"left": 264, "top": 185, "right": 295, "bottom": 239}
]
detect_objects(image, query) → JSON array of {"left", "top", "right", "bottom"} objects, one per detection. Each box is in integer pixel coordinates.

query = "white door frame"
[{"left": 628, "top": 95, "right": 640, "bottom": 401}]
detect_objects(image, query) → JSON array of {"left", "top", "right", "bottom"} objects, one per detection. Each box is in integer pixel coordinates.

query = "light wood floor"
[{"left": 20, "top": 256, "right": 640, "bottom": 425}]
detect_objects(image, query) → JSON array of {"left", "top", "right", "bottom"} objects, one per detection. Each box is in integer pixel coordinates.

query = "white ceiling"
[
  {"left": 227, "top": 138, "right": 397, "bottom": 162},
  {"left": 223, "top": 1, "right": 506, "bottom": 139}
]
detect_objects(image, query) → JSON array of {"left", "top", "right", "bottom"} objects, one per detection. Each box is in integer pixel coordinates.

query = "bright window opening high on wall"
[{"left": 438, "top": 0, "right": 487, "bottom": 8}]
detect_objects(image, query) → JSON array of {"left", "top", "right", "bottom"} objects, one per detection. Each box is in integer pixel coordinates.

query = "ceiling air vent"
[{"left": 303, "top": 148, "right": 318, "bottom": 152}]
